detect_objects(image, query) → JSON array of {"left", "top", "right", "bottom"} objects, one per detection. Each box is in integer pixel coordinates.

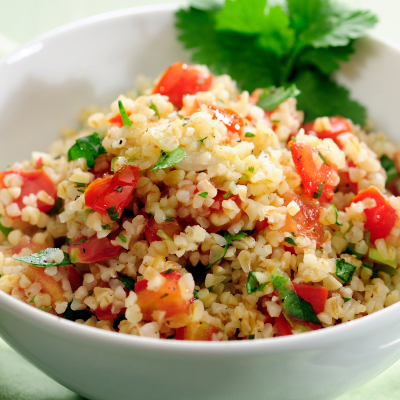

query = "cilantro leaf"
[
  {"left": 246, "top": 271, "right": 268, "bottom": 294},
  {"left": 0, "top": 223, "right": 12, "bottom": 238},
  {"left": 332, "top": 204, "right": 342, "bottom": 226},
  {"left": 294, "top": 69, "right": 367, "bottom": 124},
  {"left": 257, "top": 84, "right": 300, "bottom": 112},
  {"left": 198, "top": 192, "right": 208, "bottom": 198},
  {"left": 118, "top": 234, "right": 127, "bottom": 243},
  {"left": 258, "top": 6, "right": 295, "bottom": 57},
  {"left": 149, "top": 100, "right": 160, "bottom": 119},
  {"left": 15, "top": 248, "right": 71, "bottom": 267},
  {"left": 313, "top": 183, "right": 323, "bottom": 199},
  {"left": 117, "top": 273, "right": 135, "bottom": 291},
  {"left": 336, "top": 259, "right": 357, "bottom": 283},
  {"left": 215, "top": 0, "right": 267, "bottom": 35},
  {"left": 67, "top": 132, "right": 106, "bottom": 168},
  {"left": 245, "top": 132, "right": 255, "bottom": 138},
  {"left": 151, "top": 147, "right": 187, "bottom": 171},
  {"left": 284, "top": 237, "right": 297, "bottom": 246}
]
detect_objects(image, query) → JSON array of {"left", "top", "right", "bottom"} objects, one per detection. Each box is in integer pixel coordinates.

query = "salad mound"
[{"left": 0, "top": 62, "right": 400, "bottom": 340}]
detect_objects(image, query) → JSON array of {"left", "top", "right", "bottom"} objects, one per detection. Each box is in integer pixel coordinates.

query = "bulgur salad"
[{"left": 1, "top": 62, "right": 400, "bottom": 341}]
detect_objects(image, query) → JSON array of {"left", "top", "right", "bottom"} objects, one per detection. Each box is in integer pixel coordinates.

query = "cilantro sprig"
[
  {"left": 151, "top": 147, "right": 187, "bottom": 171},
  {"left": 67, "top": 132, "right": 106, "bottom": 168},
  {"left": 176, "top": 0, "right": 377, "bottom": 124},
  {"left": 15, "top": 248, "right": 71, "bottom": 267}
]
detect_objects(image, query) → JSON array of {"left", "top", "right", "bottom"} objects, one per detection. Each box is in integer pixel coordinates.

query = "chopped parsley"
[
  {"left": 118, "top": 100, "right": 132, "bottom": 126},
  {"left": 246, "top": 271, "right": 268, "bottom": 294},
  {"left": 117, "top": 273, "right": 135, "bottom": 291},
  {"left": 248, "top": 334, "right": 255, "bottom": 339},
  {"left": 313, "top": 183, "right": 323, "bottom": 200},
  {"left": 67, "top": 132, "right": 106, "bottom": 168},
  {"left": 106, "top": 206, "right": 120, "bottom": 221},
  {"left": 336, "top": 259, "right": 357, "bottom": 283},
  {"left": 151, "top": 147, "right": 187, "bottom": 171},
  {"left": 257, "top": 84, "right": 300, "bottom": 112},
  {"left": 75, "top": 238, "right": 88, "bottom": 246},
  {"left": 182, "top": 121, "right": 191, "bottom": 127},
  {"left": 198, "top": 192, "right": 208, "bottom": 198},
  {"left": 15, "top": 248, "right": 71, "bottom": 267},
  {"left": 101, "top": 224, "right": 113, "bottom": 231},
  {"left": 222, "top": 191, "right": 232, "bottom": 199},
  {"left": 248, "top": 166, "right": 255, "bottom": 172},
  {"left": 198, "top": 136, "right": 208, "bottom": 143},
  {"left": 164, "top": 269, "right": 175, "bottom": 275},
  {"left": 343, "top": 298, "right": 351, "bottom": 302},
  {"left": 380, "top": 155, "right": 398, "bottom": 186},
  {"left": 29, "top": 296, "right": 36, "bottom": 304},
  {"left": 284, "top": 237, "right": 297, "bottom": 246},
  {"left": 245, "top": 132, "right": 256, "bottom": 138},
  {"left": 176, "top": 0, "right": 377, "bottom": 124},
  {"left": 77, "top": 189, "right": 85, "bottom": 193},
  {"left": 318, "top": 152, "right": 330, "bottom": 166},
  {"left": 332, "top": 204, "right": 342, "bottom": 226},
  {"left": 74, "top": 182, "right": 86, "bottom": 187},
  {"left": 0, "top": 222, "right": 12, "bottom": 238},
  {"left": 194, "top": 289, "right": 199, "bottom": 299},
  {"left": 63, "top": 302, "right": 93, "bottom": 321},
  {"left": 118, "top": 234, "right": 127, "bottom": 243},
  {"left": 149, "top": 99, "right": 160, "bottom": 118},
  {"left": 40, "top": 306, "right": 52, "bottom": 312},
  {"left": 166, "top": 217, "right": 174, "bottom": 221}
]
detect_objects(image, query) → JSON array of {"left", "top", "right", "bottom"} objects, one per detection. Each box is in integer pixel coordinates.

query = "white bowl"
[{"left": 1, "top": 4, "right": 400, "bottom": 400}]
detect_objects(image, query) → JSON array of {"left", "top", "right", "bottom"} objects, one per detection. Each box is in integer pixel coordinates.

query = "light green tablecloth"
[{"left": 1, "top": 336, "right": 400, "bottom": 400}]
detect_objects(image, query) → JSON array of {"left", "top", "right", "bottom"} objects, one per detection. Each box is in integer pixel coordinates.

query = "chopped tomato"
[
  {"left": 89, "top": 153, "right": 114, "bottom": 179},
  {"left": 292, "top": 284, "right": 328, "bottom": 315},
  {"left": 256, "top": 219, "right": 269, "bottom": 232},
  {"left": 9, "top": 237, "right": 45, "bottom": 256},
  {"left": 35, "top": 157, "right": 43, "bottom": 169},
  {"left": 275, "top": 314, "right": 293, "bottom": 336},
  {"left": 144, "top": 216, "right": 181, "bottom": 243},
  {"left": 281, "top": 191, "right": 324, "bottom": 247},
  {"left": 68, "top": 266, "right": 83, "bottom": 292},
  {"left": 0, "top": 170, "right": 57, "bottom": 215},
  {"left": 135, "top": 270, "right": 194, "bottom": 328},
  {"left": 350, "top": 186, "right": 397, "bottom": 242},
  {"left": 85, "top": 165, "right": 140, "bottom": 220},
  {"left": 291, "top": 141, "right": 338, "bottom": 203},
  {"left": 94, "top": 304, "right": 117, "bottom": 321},
  {"left": 175, "top": 322, "right": 217, "bottom": 341},
  {"left": 211, "top": 190, "right": 241, "bottom": 212},
  {"left": 302, "top": 116, "right": 352, "bottom": 148},
  {"left": 152, "top": 62, "right": 213, "bottom": 108},
  {"left": 68, "top": 234, "right": 121, "bottom": 263},
  {"left": 205, "top": 104, "right": 244, "bottom": 140},
  {"left": 24, "top": 265, "right": 65, "bottom": 304}
]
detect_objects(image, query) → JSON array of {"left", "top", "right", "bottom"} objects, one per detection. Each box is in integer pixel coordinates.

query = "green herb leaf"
[
  {"left": 77, "top": 189, "right": 85, "bottom": 193},
  {"left": 118, "top": 234, "right": 127, "bottom": 243},
  {"left": 364, "top": 230, "right": 371, "bottom": 247},
  {"left": 313, "top": 183, "right": 323, "bottom": 199},
  {"left": 117, "top": 273, "right": 135, "bottom": 291},
  {"left": 182, "top": 120, "right": 191, "bottom": 127},
  {"left": 318, "top": 152, "right": 330, "bottom": 166},
  {"left": 246, "top": 271, "right": 267, "bottom": 294},
  {"left": 149, "top": 100, "right": 160, "bottom": 119},
  {"left": 284, "top": 237, "right": 297, "bottom": 247},
  {"left": 343, "top": 297, "right": 351, "bottom": 302},
  {"left": 198, "top": 192, "right": 208, "bottom": 198},
  {"left": 106, "top": 206, "right": 120, "bottom": 221},
  {"left": 164, "top": 269, "right": 175, "bottom": 275},
  {"left": 101, "top": 224, "right": 113, "bottom": 231},
  {"left": 151, "top": 147, "right": 187, "bottom": 171},
  {"left": 362, "top": 262, "right": 379, "bottom": 279},
  {"left": 0, "top": 222, "right": 12, "bottom": 238},
  {"left": 248, "top": 166, "right": 255, "bottom": 172},
  {"left": 157, "top": 230, "right": 173, "bottom": 241},
  {"left": 380, "top": 155, "right": 398, "bottom": 186},
  {"left": 67, "top": 132, "right": 106, "bottom": 169},
  {"left": 271, "top": 274, "right": 289, "bottom": 291},
  {"left": 198, "top": 136, "right": 208, "bottom": 143},
  {"left": 336, "top": 259, "right": 357, "bottom": 283},
  {"left": 74, "top": 182, "right": 86, "bottom": 187},
  {"left": 118, "top": 100, "right": 132, "bottom": 126},
  {"left": 75, "top": 238, "right": 87, "bottom": 246},
  {"left": 245, "top": 132, "right": 255, "bottom": 138},
  {"left": 257, "top": 84, "right": 300, "bottom": 112},
  {"left": 15, "top": 248, "right": 71, "bottom": 267},
  {"left": 248, "top": 334, "right": 255, "bottom": 339},
  {"left": 63, "top": 302, "right": 93, "bottom": 321},
  {"left": 194, "top": 289, "right": 199, "bottom": 299},
  {"left": 215, "top": 0, "right": 266, "bottom": 35},
  {"left": 222, "top": 191, "right": 232, "bottom": 199},
  {"left": 332, "top": 204, "right": 342, "bottom": 226},
  {"left": 47, "top": 197, "right": 63, "bottom": 217},
  {"left": 40, "top": 306, "right": 52, "bottom": 312}
]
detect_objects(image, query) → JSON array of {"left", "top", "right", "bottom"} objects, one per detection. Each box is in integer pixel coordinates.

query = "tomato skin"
[
  {"left": 94, "top": 304, "right": 117, "bottom": 321},
  {"left": 144, "top": 216, "right": 182, "bottom": 244},
  {"left": 85, "top": 165, "right": 140, "bottom": 219},
  {"left": 152, "top": 62, "right": 213, "bottom": 108},
  {"left": 281, "top": 191, "right": 324, "bottom": 247},
  {"left": 175, "top": 322, "right": 217, "bottom": 341},
  {"left": 291, "top": 142, "right": 338, "bottom": 203},
  {"left": 256, "top": 219, "right": 269, "bottom": 232},
  {"left": 276, "top": 314, "right": 293, "bottom": 336},
  {"left": 206, "top": 104, "right": 244, "bottom": 140},
  {"left": 0, "top": 170, "right": 57, "bottom": 215},
  {"left": 135, "top": 270, "right": 193, "bottom": 327},
  {"left": 350, "top": 186, "right": 397, "bottom": 242},
  {"left": 68, "top": 234, "right": 121, "bottom": 263},
  {"left": 303, "top": 116, "right": 352, "bottom": 148},
  {"left": 292, "top": 283, "right": 328, "bottom": 315},
  {"left": 68, "top": 266, "right": 83, "bottom": 292}
]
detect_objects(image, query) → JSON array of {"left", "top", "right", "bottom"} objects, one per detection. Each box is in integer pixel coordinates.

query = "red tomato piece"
[
  {"left": 0, "top": 170, "right": 57, "bottom": 215},
  {"left": 350, "top": 186, "right": 397, "bottom": 242},
  {"left": 144, "top": 216, "right": 181, "bottom": 244},
  {"left": 135, "top": 270, "right": 193, "bottom": 328},
  {"left": 175, "top": 321, "right": 217, "bottom": 341},
  {"left": 291, "top": 141, "right": 338, "bottom": 203},
  {"left": 68, "top": 235, "right": 121, "bottom": 263},
  {"left": 95, "top": 304, "right": 118, "bottom": 321},
  {"left": 152, "top": 62, "right": 213, "bottom": 108},
  {"left": 292, "top": 283, "right": 328, "bottom": 315},
  {"left": 85, "top": 165, "right": 140, "bottom": 219},
  {"left": 68, "top": 266, "right": 83, "bottom": 292},
  {"left": 303, "top": 116, "right": 352, "bottom": 148},
  {"left": 281, "top": 191, "right": 324, "bottom": 247},
  {"left": 205, "top": 104, "right": 244, "bottom": 140},
  {"left": 275, "top": 314, "right": 293, "bottom": 336},
  {"left": 256, "top": 219, "right": 269, "bottom": 232}
]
